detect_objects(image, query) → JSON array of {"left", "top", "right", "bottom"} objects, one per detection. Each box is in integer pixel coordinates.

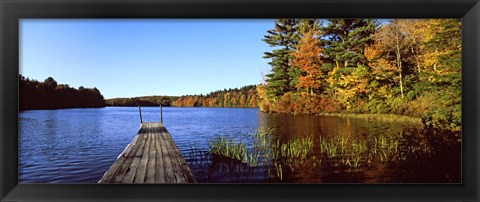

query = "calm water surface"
[{"left": 19, "top": 107, "right": 460, "bottom": 183}]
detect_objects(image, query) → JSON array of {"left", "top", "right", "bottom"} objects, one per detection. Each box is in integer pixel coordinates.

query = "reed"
[
  {"left": 280, "top": 137, "right": 313, "bottom": 160},
  {"left": 208, "top": 128, "right": 277, "bottom": 167},
  {"left": 319, "top": 136, "right": 370, "bottom": 168},
  {"left": 208, "top": 136, "right": 248, "bottom": 163},
  {"left": 205, "top": 126, "right": 432, "bottom": 176}
]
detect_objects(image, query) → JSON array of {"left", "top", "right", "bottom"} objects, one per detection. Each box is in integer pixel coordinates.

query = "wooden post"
[
  {"left": 138, "top": 105, "right": 143, "bottom": 124},
  {"left": 160, "top": 105, "right": 163, "bottom": 123}
]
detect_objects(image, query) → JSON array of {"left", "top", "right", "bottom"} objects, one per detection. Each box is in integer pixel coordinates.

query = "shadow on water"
[{"left": 380, "top": 128, "right": 461, "bottom": 183}]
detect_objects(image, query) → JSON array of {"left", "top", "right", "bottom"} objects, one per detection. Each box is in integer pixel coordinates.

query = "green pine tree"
[
  {"left": 263, "top": 19, "right": 299, "bottom": 99},
  {"left": 320, "top": 19, "right": 378, "bottom": 97}
]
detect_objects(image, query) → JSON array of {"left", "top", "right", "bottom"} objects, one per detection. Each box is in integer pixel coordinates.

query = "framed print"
[{"left": 1, "top": 0, "right": 479, "bottom": 201}]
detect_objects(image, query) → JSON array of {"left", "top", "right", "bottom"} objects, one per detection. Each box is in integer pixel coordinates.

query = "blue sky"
[{"left": 20, "top": 19, "right": 275, "bottom": 99}]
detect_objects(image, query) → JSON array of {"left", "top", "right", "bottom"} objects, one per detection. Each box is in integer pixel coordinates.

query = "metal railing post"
[
  {"left": 138, "top": 105, "right": 143, "bottom": 124},
  {"left": 160, "top": 105, "right": 163, "bottom": 123}
]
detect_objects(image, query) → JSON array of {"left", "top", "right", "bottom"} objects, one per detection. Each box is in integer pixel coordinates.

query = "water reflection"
[
  {"left": 189, "top": 112, "right": 460, "bottom": 183},
  {"left": 19, "top": 107, "right": 460, "bottom": 183}
]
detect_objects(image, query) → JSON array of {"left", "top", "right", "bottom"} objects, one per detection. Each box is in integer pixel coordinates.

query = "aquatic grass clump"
[
  {"left": 319, "top": 136, "right": 338, "bottom": 158},
  {"left": 263, "top": 135, "right": 316, "bottom": 180},
  {"left": 208, "top": 130, "right": 269, "bottom": 167},
  {"left": 252, "top": 128, "right": 275, "bottom": 150},
  {"left": 208, "top": 128, "right": 317, "bottom": 180},
  {"left": 319, "top": 136, "right": 369, "bottom": 168},
  {"left": 248, "top": 151, "right": 260, "bottom": 167},
  {"left": 280, "top": 137, "right": 313, "bottom": 160},
  {"left": 371, "top": 135, "right": 401, "bottom": 161},
  {"left": 208, "top": 136, "right": 248, "bottom": 163}
]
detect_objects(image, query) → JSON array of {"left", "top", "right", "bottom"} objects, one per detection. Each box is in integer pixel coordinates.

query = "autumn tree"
[
  {"left": 167, "top": 85, "right": 258, "bottom": 108},
  {"left": 288, "top": 19, "right": 321, "bottom": 89},
  {"left": 374, "top": 19, "right": 419, "bottom": 98},
  {"left": 364, "top": 44, "right": 398, "bottom": 101},
  {"left": 418, "top": 19, "right": 461, "bottom": 130},
  {"left": 401, "top": 19, "right": 430, "bottom": 74},
  {"left": 423, "top": 19, "right": 461, "bottom": 74},
  {"left": 320, "top": 19, "right": 377, "bottom": 97},
  {"left": 290, "top": 28, "right": 323, "bottom": 95},
  {"left": 336, "top": 64, "right": 370, "bottom": 110}
]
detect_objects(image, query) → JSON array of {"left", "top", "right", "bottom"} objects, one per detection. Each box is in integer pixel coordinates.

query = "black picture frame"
[{"left": 1, "top": 0, "right": 479, "bottom": 201}]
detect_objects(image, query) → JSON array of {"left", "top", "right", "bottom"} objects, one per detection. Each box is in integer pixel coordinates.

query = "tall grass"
[
  {"left": 208, "top": 136, "right": 249, "bottom": 163},
  {"left": 280, "top": 137, "right": 313, "bottom": 160},
  {"left": 204, "top": 127, "right": 432, "bottom": 180},
  {"left": 319, "top": 136, "right": 368, "bottom": 168},
  {"left": 208, "top": 128, "right": 274, "bottom": 166}
]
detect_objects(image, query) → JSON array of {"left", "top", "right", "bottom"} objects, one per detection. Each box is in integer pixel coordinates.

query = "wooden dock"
[{"left": 98, "top": 122, "right": 196, "bottom": 183}]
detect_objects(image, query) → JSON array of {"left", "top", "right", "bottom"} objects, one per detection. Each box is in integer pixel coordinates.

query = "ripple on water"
[{"left": 19, "top": 107, "right": 460, "bottom": 183}]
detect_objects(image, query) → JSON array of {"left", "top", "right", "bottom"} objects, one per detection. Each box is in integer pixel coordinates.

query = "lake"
[{"left": 19, "top": 107, "right": 460, "bottom": 183}]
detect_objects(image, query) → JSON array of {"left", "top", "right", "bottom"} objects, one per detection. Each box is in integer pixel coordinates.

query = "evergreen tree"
[
  {"left": 262, "top": 19, "right": 299, "bottom": 99},
  {"left": 320, "top": 19, "right": 377, "bottom": 98},
  {"left": 320, "top": 19, "right": 378, "bottom": 69}
]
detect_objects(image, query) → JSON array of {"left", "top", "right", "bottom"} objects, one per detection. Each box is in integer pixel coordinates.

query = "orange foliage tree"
[{"left": 290, "top": 29, "right": 323, "bottom": 95}]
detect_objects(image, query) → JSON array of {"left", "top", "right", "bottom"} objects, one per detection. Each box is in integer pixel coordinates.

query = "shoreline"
[
  {"left": 258, "top": 108, "right": 422, "bottom": 125},
  {"left": 316, "top": 113, "right": 423, "bottom": 125},
  {"left": 22, "top": 105, "right": 423, "bottom": 126}
]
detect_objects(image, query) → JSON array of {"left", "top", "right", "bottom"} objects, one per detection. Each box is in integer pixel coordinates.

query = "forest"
[
  {"left": 19, "top": 75, "right": 106, "bottom": 110},
  {"left": 106, "top": 85, "right": 258, "bottom": 108},
  {"left": 257, "top": 19, "right": 461, "bottom": 132}
]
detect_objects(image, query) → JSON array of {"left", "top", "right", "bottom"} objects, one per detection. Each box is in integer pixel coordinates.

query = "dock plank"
[
  {"left": 162, "top": 130, "right": 187, "bottom": 183},
  {"left": 110, "top": 129, "right": 148, "bottom": 183},
  {"left": 122, "top": 127, "right": 150, "bottom": 183},
  {"left": 133, "top": 128, "right": 152, "bottom": 183},
  {"left": 144, "top": 123, "right": 157, "bottom": 183},
  {"left": 154, "top": 130, "right": 166, "bottom": 183},
  {"left": 99, "top": 122, "right": 196, "bottom": 183},
  {"left": 98, "top": 134, "right": 140, "bottom": 183},
  {"left": 145, "top": 128, "right": 157, "bottom": 183},
  {"left": 159, "top": 127, "right": 175, "bottom": 183},
  {"left": 164, "top": 129, "right": 197, "bottom": 183}
]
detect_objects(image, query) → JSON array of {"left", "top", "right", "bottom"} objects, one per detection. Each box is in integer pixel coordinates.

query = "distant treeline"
[
  {"left": 20, "top": 75, "right": 106, "bottom": 110},
  {"left": 173, "top": 85, "right": 258, "bottom": 107},
  {"left": 106, "top": 85, "right": 258, "bottom": 108},
  {"left": 105, "top": 96, "right": 175, "bottom": 106}
]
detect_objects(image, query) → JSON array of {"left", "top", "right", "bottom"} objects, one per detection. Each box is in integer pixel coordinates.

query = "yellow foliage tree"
[{"left": 336, "top": 65, "right": 370, "bottom": 110}]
